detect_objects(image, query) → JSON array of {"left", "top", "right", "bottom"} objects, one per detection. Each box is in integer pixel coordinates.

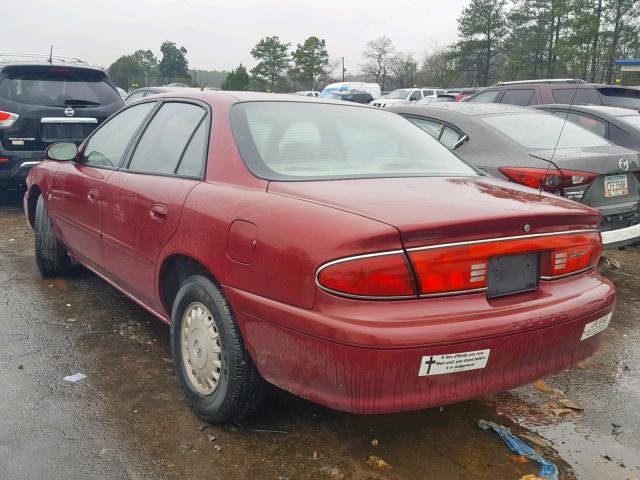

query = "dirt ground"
[{"left": 1, "top": 195, "right": 638, "bottom": 480}]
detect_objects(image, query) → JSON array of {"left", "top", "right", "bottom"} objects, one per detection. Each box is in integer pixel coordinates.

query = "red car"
[{"left": 24, "top": 91, "right": 615, "bottom": 423}]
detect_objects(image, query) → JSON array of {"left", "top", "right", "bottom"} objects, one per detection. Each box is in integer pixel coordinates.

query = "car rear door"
[
  {"left": 100, "top": 100, "right": 209, "bottom": 311},
  {"left": 51, "top": 102, "right": 155, "bottom": 270}
]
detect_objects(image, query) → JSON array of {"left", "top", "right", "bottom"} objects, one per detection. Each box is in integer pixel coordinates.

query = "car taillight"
[
  {"left": 408, "top": 231, "right": 601, "bottom": 296},
  {"left": 316, "top": 251, "right": 416, "bottom": 298},
  {"left": 0, "top": 110, "right": 19, "bottom": 128},
  {"left": 499, "top": 167, "right": 597, "bottom": 193}
]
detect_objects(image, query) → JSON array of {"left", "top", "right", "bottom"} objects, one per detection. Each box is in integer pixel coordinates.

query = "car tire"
[
  {"left": 171, "top": 274, "right": 263, "bottom": 424},
  {"left": 34, "top": 195, "right": 69, "bottom": 277}
]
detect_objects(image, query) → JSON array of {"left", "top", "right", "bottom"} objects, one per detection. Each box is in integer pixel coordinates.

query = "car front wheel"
[
  {"left": 34, "top": 194, "right": 69, "bottom": 277},
  {"left": 170, "top": 274, "right": 263, "bottom": 423}
]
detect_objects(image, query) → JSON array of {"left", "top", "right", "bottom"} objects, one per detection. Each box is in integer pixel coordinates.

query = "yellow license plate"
[{"left": 604, "top": 174, "right": 628, "bottom": 198}]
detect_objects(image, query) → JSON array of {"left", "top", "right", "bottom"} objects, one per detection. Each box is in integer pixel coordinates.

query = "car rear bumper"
[
  {"left": 0, "top": 148, "right": 43, "bottom": 186},
  {"left": 601, "top": 222, "right": 640, "bottom": 248},
  {"left": 224, "top": 272, "right": 615, "bottom": 414}
]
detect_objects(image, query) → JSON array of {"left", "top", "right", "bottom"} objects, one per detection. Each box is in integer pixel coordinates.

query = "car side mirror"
[{"left": 46, "top": 142, "right": 78, "bottom": 161}]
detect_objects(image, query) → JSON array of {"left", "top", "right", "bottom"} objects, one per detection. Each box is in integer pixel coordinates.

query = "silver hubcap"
[{"left": 180, "top": 302, "right": 222, "bottom": 395}]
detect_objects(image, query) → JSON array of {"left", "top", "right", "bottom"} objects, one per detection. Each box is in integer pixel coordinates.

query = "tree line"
[
  {"left": 450, "top": 0, "right": 639, "bottom": 86},
  {"left": 108, "top": 0, "right": 639, "bottom": 93}
]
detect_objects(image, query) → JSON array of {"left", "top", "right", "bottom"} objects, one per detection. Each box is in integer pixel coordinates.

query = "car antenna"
[
  {"left": 48, "top": 45, "right": 53, "bottom": 64},
  {"left": 539, "top": 80, "right": 581, "bottom": 195}
]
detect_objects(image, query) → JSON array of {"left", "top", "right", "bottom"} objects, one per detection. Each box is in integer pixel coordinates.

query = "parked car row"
[
  {"left": 392, "top": 101, "right": 640, "bottom": 247},
  {"left": 4, "top": 52, "right": 636, "bottom": 425}
]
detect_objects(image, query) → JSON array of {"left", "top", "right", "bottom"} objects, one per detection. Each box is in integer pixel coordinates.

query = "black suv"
[
  {"left": 0, "top": 54, "right": 123, "bottom": 189},
  {"left": 322, "top": 90, "right": 374, "bottom": 104},
  {"left": 465, "top": 79, "right": 603, "bottom": 107}
]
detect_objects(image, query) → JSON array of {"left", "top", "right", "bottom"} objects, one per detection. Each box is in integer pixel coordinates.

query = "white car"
[
  {"left": 370, "top": 88, "right": 445, "bottom": 107},
  {"left": 294, "top": 91, "right": 320, "bottom": 97}
]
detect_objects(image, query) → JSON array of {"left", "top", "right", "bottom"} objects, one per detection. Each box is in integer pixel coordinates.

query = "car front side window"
[{"left": 82, "top": 102, "right": 155, "bottom": 168}]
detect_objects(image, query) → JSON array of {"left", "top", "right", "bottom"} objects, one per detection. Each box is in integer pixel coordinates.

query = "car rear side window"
[
  {"left": 231, "top": 102, "right": 478, "bottom": 180},
  {"left": 440, "top": 127, "right": 463, "bottom": 148},
  {"left": 82, "top": 102, "right": 155, "bottom": 168},
  {"left": 127, "top": 102, "right": 207, "bottom": 176},
  {"left": 176, "top": 120, "right": 208, "bottom": 177},
  {"left": 468, "top": 90, "right": 499, "bottom": 103},
  {"left": 407, "top": 117, "right": 443, "bottom": 138},
  {"left": 0, "top": 66, "right": 121, "bottom": 106},
  {"left": 552, "top": 88, "right": 599, "bottom": 105},
  {"left": 407, "top": 117, "right": 462, "bottom": 148},
  {"left": 501, "top": 89, "right": 535, "bottom": 106}
]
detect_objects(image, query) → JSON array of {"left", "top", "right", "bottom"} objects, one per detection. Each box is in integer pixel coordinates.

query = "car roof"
[
  {"left": 391, "top": 102, "right": 531, "bottom": 117},
  {"left": 0, "top": 53, "right": 104, "bottom": 72},
  {"left": 534, "top": 104, "right": 640, "bottom": 117},
  {"left": 136, "top": 89, "right": 373, "bottom": 108}
]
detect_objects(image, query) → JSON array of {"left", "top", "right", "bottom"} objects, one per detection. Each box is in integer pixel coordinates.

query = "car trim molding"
[
  {"left": 40, "top": 117, "right": 98, "bottom": 124},
  {"left": 405, "top": 228, "right": 599, "bottom": 252}
]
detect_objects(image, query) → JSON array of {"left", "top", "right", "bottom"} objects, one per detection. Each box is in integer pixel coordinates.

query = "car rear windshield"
[
  {"left": 481, "top": 112, "right": 611, "bottom": 149},
  {"left": 0, "top": 66, "right": 121, "bottom": 106},
  {"left": 230, "top": 102, "right": 478, "bottom": 180},
  {"left": 602, "top": 95, "right": 640, "bottom": 109},
  {"left": 620, "top": 115, "right": 640, "bottom": 129}
]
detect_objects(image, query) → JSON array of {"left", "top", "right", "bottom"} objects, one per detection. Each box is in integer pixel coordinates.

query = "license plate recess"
[{"left": 487, "top": 253, "right": 539, "bottom": 299}]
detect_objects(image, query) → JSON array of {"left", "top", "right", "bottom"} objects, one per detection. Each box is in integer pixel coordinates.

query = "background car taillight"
[
  {"left": 0, "top": 110, "right": 19, "bottom": 128},
  {"left": 316, "top": 251, "right": 416, "bottom": 298},
  {"left": 499, "top": 167, "right": 597, "bottom": 194}
]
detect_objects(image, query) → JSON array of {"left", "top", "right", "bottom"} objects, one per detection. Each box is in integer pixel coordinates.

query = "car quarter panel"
[{"left": 158, "top": 181, "right": 403, "bottom": 311}]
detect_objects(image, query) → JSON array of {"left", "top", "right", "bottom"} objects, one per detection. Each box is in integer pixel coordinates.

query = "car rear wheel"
[
  {"left": 34, "top": 195, "right": 69, "bottom": 277},
  {"left": 170, "top": 274, "right": 263, "bottom": 423}
]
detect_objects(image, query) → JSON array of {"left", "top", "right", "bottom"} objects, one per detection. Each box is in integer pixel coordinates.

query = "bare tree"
[
  {"left": 420, "top": 48, "right": 459, "bottom": 88},
  {"left": 390, "top": 52, "right": 418, "bottom": 88},
  {"left": 361, "top": 36, "right": 395, "bottom": 90}
]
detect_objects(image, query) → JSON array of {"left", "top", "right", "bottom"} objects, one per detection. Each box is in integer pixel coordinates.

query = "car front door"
[
  {"left": 100, "top": 100, "right": 209, "bottom": 311},
  {"left": 50, "top": 102, "right": 155, "bottom": 270}
]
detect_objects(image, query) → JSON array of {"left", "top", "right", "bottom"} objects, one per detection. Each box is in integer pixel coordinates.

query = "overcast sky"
[{"left": 3, "top": 0, "right": 469, "bottom": 73}]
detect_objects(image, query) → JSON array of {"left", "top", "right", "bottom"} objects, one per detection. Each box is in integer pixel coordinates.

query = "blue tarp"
[{"left": 478, "top": 419, "right": 559, "bottom": 480}]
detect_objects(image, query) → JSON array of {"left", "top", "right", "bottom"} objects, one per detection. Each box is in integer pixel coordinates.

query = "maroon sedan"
[{"left": 24, "top": 91, "right": 615, "bottom": 423}]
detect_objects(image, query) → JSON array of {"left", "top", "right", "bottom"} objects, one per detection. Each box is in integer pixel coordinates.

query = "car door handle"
[
  {"left": 149, "top": 204, "right": 168, "bottom": 222},
  {"left": 87, "top": 188, "right": 99, "bottom": 203}
]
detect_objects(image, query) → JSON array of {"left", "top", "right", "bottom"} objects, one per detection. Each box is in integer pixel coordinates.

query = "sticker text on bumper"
[
  {"left": 581, "top": 313, "right": 612, "bottom": 341},
  {"left": 419, "top": 349, "right": 490, "bottom": 376}
]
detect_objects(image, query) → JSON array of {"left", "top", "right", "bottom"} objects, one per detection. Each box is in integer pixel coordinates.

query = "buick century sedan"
[{"left": 24, "top": 91, "right": 615, "bottom": 423}]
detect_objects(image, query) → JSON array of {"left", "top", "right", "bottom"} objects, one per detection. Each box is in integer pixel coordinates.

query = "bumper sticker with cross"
[{"left": 419, "top": 349, "right": 491, "bottom": 376}]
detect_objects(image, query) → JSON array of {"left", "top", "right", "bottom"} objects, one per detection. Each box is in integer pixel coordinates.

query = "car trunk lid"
[
  {"left": 530, "top": 146, "right": 640, "bottom": 222},
  {"left": 268, "top": 176, "right": 601, "bottom": 248}
]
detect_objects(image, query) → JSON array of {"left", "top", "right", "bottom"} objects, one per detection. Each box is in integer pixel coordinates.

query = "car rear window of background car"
[{"left": 0, "top": 66, "right": 121, "bottom": 106}]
